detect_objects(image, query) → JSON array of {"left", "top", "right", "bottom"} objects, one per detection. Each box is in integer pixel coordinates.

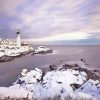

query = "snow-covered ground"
[
  {"left": 0, "top": 62, "right": 100, "bottom": 100},
  {"left": 0, "top": 46, "right": 34, "bottom": 61}
]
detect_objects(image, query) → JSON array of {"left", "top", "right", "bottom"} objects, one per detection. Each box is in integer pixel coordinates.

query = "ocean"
[{"left": 0, "top": 45, "right": 100, "bottom": 86}]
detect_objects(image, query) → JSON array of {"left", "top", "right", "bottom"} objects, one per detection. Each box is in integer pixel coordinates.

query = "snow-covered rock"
[
  {"left": 0, "top": 45, "right": 34, "bottom": 62},
  {"left": 65, "top": 92, "right": 94, "bottom": 100},
  {"left": 14, "top": 68, "right": 43, "bottom": 91},
  {"left": 0, "top": 50, "right": 5, "bottom": 57},
  {"left": 31, "top": 68, "right": 87, "bottom": 99},
  {"left": 34, "top": 46, "right": 53, "bottom": 54},
  {"left": 0, "top": 84, "right": 33, "bottom": 99},
  {"left": 76, "top": 79, "right": 100, "bottom": 100},
  {"left": 5, "top": 49, "right": 21, "bottom": 57},
  {"left": 0, "top": 63, "right": 100, "bottom": 100}
]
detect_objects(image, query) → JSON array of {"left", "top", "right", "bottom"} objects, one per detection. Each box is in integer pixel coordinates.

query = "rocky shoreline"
[
  {"left": 0, "top": 44, "right": 34, "bottom": 61},
  {"left": 0, "top": 46, "right": 53, "bottom": 62},
  {"left": 0, "top": 61, "right": 100, "bottom": 100}
]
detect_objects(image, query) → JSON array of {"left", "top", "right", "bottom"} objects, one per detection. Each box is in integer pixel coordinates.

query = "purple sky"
[{"left": 0, "top": 0, "right": 100, "bottom": 43}]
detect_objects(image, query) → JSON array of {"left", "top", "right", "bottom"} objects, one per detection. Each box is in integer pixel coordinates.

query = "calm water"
[{"left": 0, "top": 45, "right": 100, "bottom": 87}]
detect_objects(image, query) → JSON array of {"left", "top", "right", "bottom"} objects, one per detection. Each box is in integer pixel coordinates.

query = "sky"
[{"left": 0, "top": 0, "right": 100, "bottom": 44}]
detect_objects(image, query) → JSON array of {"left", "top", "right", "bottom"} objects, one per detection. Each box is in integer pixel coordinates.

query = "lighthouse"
[{"left": 16, "top": 29, "right": 21, "bottom": 47}]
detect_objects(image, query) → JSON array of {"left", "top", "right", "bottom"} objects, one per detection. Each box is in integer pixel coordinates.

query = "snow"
[
  {"left": 76, "top": 79, "right": 100, "bottom": 100},
  {"left": 0, "top": 85, "right": 33, "bottom": 99},
  {"left": 30, "top": 68, "right": 87, "bottom": 99},
  {"left": 14, "top": 68, "right": 43, "bottom": 91},
  {"left": 64, "top": 92, "right": 94, "bottom": 100},
  {"left": 0, "top": 51, "right": 5, "bottom": 57},
  {"left": 42, "top": 69, "right": 86, "bottom": 87},
  {"left": 0, "top": 63, "right": 100, "bottom": 100},
  {"left": 34, "top": 46, "right": 52, "bottom": 54},
  {"left": 0, "top": 46, "right": 33, "bottom": 58}
]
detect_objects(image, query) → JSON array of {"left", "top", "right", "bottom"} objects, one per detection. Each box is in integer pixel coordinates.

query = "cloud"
[
  {"left": 24, "top": 32, "right": 91, "bottom": 42},
  {"left": 0, "top": 0, "right": 100, "bottom": 42},
  {"left": 0, "top": 0, "right": 28, "bottom": 16}
]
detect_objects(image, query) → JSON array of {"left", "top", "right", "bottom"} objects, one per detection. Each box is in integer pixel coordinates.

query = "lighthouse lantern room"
[{"left": 16, "top": 29, "right": 21, "bottom": 47}]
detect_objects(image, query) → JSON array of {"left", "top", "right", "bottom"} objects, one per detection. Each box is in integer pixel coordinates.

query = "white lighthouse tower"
[{"left": 16, "top": 29, "right": 21, "bottom": 47}]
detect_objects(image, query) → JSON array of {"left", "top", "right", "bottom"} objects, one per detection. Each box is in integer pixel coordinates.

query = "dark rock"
[
  {"left": 62, "top": 64, "right": 80, "bottom": 70},
  {"left": 0, "top": 55, "right": 14, "bottom": 62},
  {"left": 81, "top": 58, "right": 85, "bottom": 62},
  {"left": 74, "top": 67, "right": 88, "bottom": 72},
  {"left": 73, "top": 74, "right": 79, "bottom": 76},
  {"left": 37, "top": 79, "right": 40, "bottom": 82},
  {"left": 70, "top": 83, "right": 80, "bottom": 90},
  {"left": 17, "top": 79, "right": 25, "bottom": 84},
  {"left": 49, "top": 64, "right": 57, "bottom": 71},
  {"left": 80, "top": 87, "right": 84, "bottom": 90},
  {"left": 73, "top": 64, "right": 79, "bottom": 67},
  {"left": 57, "top": 82, "right": 62, "bottom": 84},
  {"left": 41, "top": 71, "right": 45, "bottom": 82},
  {"left": 42, "top": 82, "right": 47, "bottom": 85},
  {"left": 74, "top": 67, "right": 100, "bottom": 80},
  {"left": 46, "top": 49, "right": 53, "bottom": 53},
  {"left": 93, "top": 70, "right": 99, "bottom": 72},
  {"left": 60, "top": 89, "right": 64, "bottom": 94},
  {"left": 62, "top": 64, "right": 73, "bottom": 69}
]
